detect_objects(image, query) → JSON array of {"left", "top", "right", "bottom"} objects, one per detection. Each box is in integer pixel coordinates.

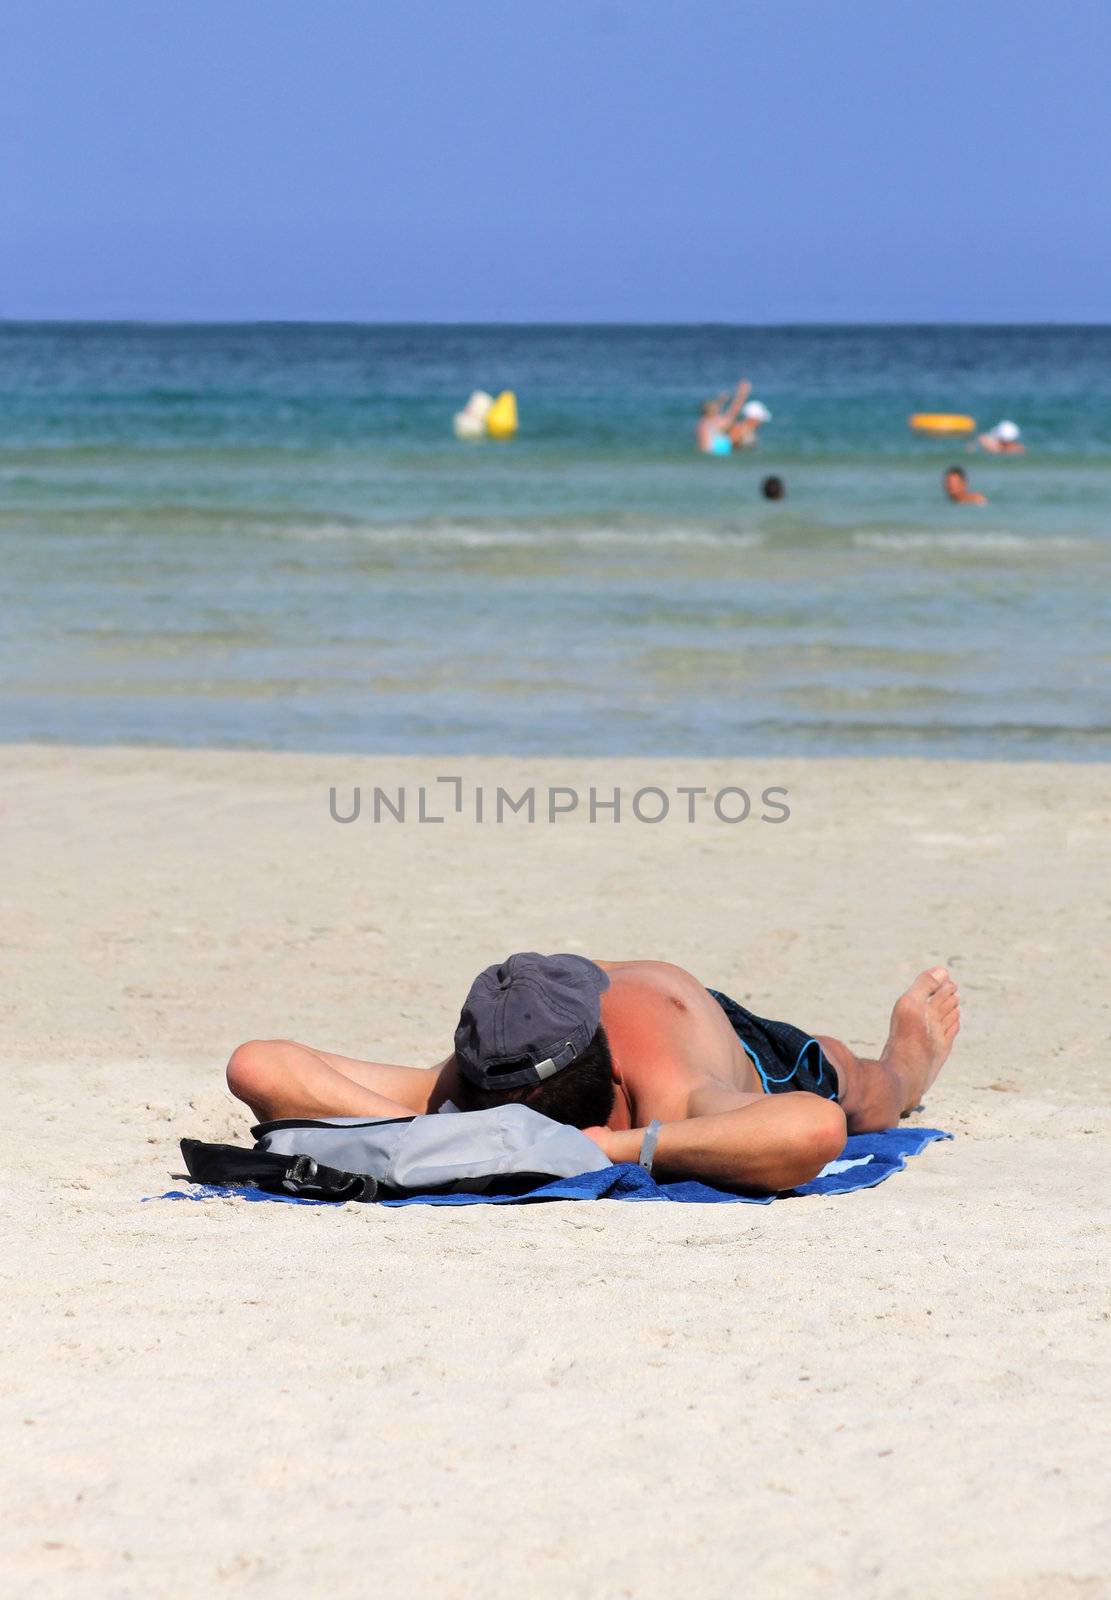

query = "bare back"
[{"left": 595, "top": 960, "right": 763, "bottom": 1127}]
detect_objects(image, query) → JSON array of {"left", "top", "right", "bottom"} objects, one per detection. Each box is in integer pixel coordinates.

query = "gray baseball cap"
[{"left": 454, "top": 952, "right": 610, "bottom": 1091}]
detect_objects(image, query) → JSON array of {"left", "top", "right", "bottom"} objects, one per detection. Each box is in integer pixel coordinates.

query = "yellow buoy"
[
  {"left": 486, "top": 390, "right": 519, "bottom": 440},
  {"left": 909, "top": 413, "right": 975, "bottom": 435}
]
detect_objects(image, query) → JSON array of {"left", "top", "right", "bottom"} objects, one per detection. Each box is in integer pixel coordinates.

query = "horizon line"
[{"left": 2, "top": 316, "right": 1110, "bottom": 330}]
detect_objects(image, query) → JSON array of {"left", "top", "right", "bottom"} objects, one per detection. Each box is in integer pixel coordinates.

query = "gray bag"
[{"left": 253, "top": 1104, "right": 610, "bottom": 1195}]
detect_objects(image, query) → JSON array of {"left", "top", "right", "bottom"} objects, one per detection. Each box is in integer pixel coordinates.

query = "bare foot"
[{"left": 880, "top": 968, "right": 961, "bottom": 1110}]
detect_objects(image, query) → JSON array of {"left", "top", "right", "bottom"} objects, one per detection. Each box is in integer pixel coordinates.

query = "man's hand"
[
  {"left": 581, "top": 1125, "right": 641, "bottom": 1163},
  {"left": 582, "top": 1096, "right": 846, "bottom": 1191}
]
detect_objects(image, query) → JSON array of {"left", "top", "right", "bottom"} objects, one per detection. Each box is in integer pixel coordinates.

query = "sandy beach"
[{"left": 3, "top": 743, "right": 1108, "bottom": 1599}]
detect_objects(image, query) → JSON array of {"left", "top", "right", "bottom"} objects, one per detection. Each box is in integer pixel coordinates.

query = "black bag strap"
[{"left": 179, "top": 1138, "right": 377, "bottom": 1203}]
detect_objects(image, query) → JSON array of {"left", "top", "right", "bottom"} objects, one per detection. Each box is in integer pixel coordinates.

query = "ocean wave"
[
  {"left": 289, "top": 521, "right": 766, "bottom": 550},
  {"left": 852, "top": 530, "right": 1088, "bottom": 553}
]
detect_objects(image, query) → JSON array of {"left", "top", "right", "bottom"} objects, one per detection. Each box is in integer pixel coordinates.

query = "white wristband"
[{"left": 638, "top": 1120, "right": 662, "bottom": 1173}]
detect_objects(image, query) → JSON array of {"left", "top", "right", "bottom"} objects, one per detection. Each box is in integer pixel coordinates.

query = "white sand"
[{"left": 3, "top": 745, "right": 1109, "bottom": 1599}]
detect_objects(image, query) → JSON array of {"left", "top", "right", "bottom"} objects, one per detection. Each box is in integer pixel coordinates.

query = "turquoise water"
[{"left": 2, "top": 322, "right": 1109, "bottom": 757}]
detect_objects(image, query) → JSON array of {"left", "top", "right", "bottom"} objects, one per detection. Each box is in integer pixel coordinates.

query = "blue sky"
[{"left": 2, "top": 0, "right": 1108, "bottom": 321}]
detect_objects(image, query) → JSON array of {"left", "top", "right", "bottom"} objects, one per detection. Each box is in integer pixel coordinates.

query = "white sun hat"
[
  {"left": 991, "top": 419, "right": 1020, "bottom": 442},
  {"left": 742, "top": 399, "right": 772, "bottom": 422},
  {"left": 453, "top": 390, "right": 494, "bottom": 440}
]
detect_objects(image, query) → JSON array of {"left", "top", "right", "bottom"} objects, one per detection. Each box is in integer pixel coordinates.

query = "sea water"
[{"left": 2, "top": 322, "right": 1108, "bottom": 757}]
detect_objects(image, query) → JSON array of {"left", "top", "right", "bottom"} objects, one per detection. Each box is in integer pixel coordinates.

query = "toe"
[{"left": 907, "top": 967, "right": 944, "bottom": 1000}]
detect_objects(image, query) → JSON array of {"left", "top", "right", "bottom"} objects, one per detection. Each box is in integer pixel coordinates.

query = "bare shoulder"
[
  {"left": 594, "top": 958, "right": 756, "bottom": 1123},
  {"left": 594, "top": 959, "right": 708, "bottom": 998},
  {"left": 595, "top": 958, "right": 726, "bottom": 1034}
]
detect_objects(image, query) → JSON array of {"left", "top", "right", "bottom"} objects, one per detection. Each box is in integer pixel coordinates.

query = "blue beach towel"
[{"left": 152, "top": 1126, "right": 951, "bottom": 1208}]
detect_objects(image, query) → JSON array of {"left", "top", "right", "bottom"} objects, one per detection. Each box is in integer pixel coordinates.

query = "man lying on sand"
[{"left": 227, "top": 956, "right": 960, "bottom": 1193}]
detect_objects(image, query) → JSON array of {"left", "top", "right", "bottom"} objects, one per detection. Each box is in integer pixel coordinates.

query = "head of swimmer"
[{"left": 944, "top": 465, "right": 968, "bottom": 501}]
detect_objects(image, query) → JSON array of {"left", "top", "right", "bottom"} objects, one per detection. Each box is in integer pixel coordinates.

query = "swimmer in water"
[
  {"left": 976, "top": 420, "right": 1026, "bottom": 455},
  {"left": 944, "top": 465, "right": 987, "bottom": 505},
  {"left": 731, "top": 398, "right": 772, "bottom": 449},
  {"left": 761, "top": 475, "right": 786, "bottom": 500},
  {"left": 696, "top": 379, "right": 751, "bottom": 454}
]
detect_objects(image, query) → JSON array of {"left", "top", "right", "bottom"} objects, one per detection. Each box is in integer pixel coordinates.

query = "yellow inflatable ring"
[{"left": 909, "top": 413, "right": 976, "bottom": 434}]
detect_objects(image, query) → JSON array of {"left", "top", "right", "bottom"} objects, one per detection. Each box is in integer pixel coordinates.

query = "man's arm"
[
  {"left": 584, "top": 1093, "right": 846, "bottom": 1193},
  {"left": 723, "top": 378, "right": 752, "bottom": 426},
  {"left": 226, "top": 1039, "right": 453, "bottom": 1123}
]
